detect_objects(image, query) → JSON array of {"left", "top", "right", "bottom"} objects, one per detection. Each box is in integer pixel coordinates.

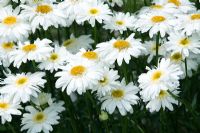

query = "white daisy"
[
  {"left": 20, "top": 2, "right": 67, "bottom": 32},
  {"left": 0, "top": 95, "right": 21, "bottom": 124},
  {"left": 38, "top": 44, "right": 69, "bottom": 73},
  {"left": 174, "top": 11, "right": 200, "bottom": 36},
  {"left": 0, "top": 72, "right": 46, "bottom": 103},
  {"left": 103, "top": 12, "right": 136, "bottom": 34},
  {"left": 93, "top": 67, "right": 120, "bottom": 96},
  {"left": 62, "top": 34, "right": 93, "bottom": 54},
  {"left": 0, "top": 6, "right": 31, "bottom": 42},
  {"left": 96, "top": 33, "right": 146, "bottom": 66},
  {"left": 55, "top": 59, "right": 103, "bottom": 95},
  {"left": 135, "top": 11, "right": 174, "bottom": 38},
  {"left": 138, "top": 58, "right": 183, "bottom": 100},
  {"left": 21, "top": 104, "right": 64, "bottom": 133},
  {"left": 100, "top": 79, "right": 139, "bottom": 116},
  {"left": 164, "top": 32, "right": 200, "bottom": 57},
  {"left": 76, "top": 1, "right": 112, "bottom": 27},
  {"left": 10, "top": 38, "right": 53, "bottom": 68}
]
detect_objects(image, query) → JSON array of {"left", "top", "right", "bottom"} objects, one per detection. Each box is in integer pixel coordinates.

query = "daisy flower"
[
  {"left": 0, "top": 72, "right": 46, "bottom": 103},
  {"left": 96, "top": 33, "right": 146, "bottom": 66},
  {"left": 103, "top": 12, "right": 136, "bottom": 34},
  {"left": 21, "top": 104, "right": 64, "bottom": 133},
  {"left": 20, "top": 2, "right": 67, "bottom": 32},
  {"left": 92, "top": 67, "right": 120, "bottom": 96},
  {"left": 62, "top": 34, "right": 93, "bottom": 54},
  {"left": 13, "top": 0, "right": 56, "bottom": 4},
  {"left": 174, "top": 11, "right": 200, "bottom": 36},
  {"left": 55, "top": 59, "right": 103, "bottom": 95},
  {"left": 138, "top": 58, "right": 183, "bottom": 100},
  {"left": 0, "top": 6, "right": 31, "bottom": 42},
  {"left": 10, "top": 38, "right": 53, "bottom": 68},
  {"left": 38, "top": 44, "right": 69, "bottom": 73},
  {"left": 164, "top": 32, "right": 200, "bottom": 57},
  {"left": 0, "top": 95, "right": 21, "bottom": 124},
  {"left": 100, "top": 79, "right": 139, "bottom": 116},
  {"left": 134, "top": 11, "right": 174, "bottom": 38},
  {"left": 76, "top": 1, "right": 112, "bottom": 27},
  {"left": 146, "top": 88, "right": 179, "bottom": 112}
]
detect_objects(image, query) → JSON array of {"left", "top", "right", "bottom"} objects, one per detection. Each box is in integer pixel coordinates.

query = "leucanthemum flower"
[
  {"left": 55, "top": 59, "right": 103, "bottom": 95},
  {"left": 76, "top": 1, "right": 112, "bottom": 27},
  {"left": 146, "top": 88, "right": 179, "bottom": 112},
  {"left": 96, "top": 33, "right": 146, "bottom": 66},
  {"left": 103, "top": 12, "right": 136, "bottom": 34},
  {"left": 38, "top": 44, "right": 69, "bottom": 73},
  {"left": 135, "top": 12, "right": 174, "bottom": 38},
  {"left": 20, "top": 2, "right": 67, "bottom": 32},
  {"left": 0, "top": 95, "right": 21, "bottom": 124},
  {"left": 100, "top": 79, "right": 139, "bottom": 116},
  {"left": 0, "top": 6, "right": 31, "bottom": 42},
  {"left": 10, "top": 38, "right": 53, "bottom": 68},
  {"left": 62, "top": 34, "right": 93, "bottom": 54},
  {"left": 138, "top": 58, "right": 183, "bottom": 100},
  {"left": 21, "top": 104, "right": 64, "bottom": 133},
  {"left": 92, "top": 67, "right": 120, "bottom": 96},
  {"left": 174, "top": 11, "right": 200, "bottom": 36},
  {"left": 0, "top": 72, "right": 46, "bottom": 103},
  {"left": 164, "top": 32, "right": 200, "bottom": 57}
]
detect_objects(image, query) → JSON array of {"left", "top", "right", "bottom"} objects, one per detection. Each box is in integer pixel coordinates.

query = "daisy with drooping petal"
[
  {"left": 76, "top": 1, "right": 112, "bottom": 27},
  {"left": 96, "top": 33, "right": 146, "bottom": 66},
  {"left": 164, "top": 32, "right": 200, "bottom": 57},
  {"left": 55, "top": 59, "right": 103, "bottom": 95},
  {"left": 103, "top": 12, "right": 136, "bottom": 34},
  {"left": 62, "top": 34, "right": 93, "bottom": 54},
  {"left": 135, "top": 11, "right": 174, "bottom": 38},
  {"left": 21, "top": 103, "right": 64, "bottom": 133},
  {"left": 93, "top": 67, "right": 120, "bottom": 96},
  {"left": 146, "top": 87, "right": 179, "bottom": 112},
  {"left": 0, "top": 6, "right": 31, "bottom": 42},
  {"left": 38, "top": 44, "right": 69, "bottom": 73},
  {"left": 0, "top": 95, "right": 21, "bottom": 124},
  {"left": 10, "top": 38, "right": 53, "bottom": 68},
  {"left": 20, "top": 2, "right": 67, "bottom": 32},
  {"left": 0, "top": 72, "right": 46, "bottom": 103},
  {"left": 138, "top": 58, "right": 183, "bottom": 100},
  {"left": 100, "top": 79, "right": 139, "bottom": 116}
]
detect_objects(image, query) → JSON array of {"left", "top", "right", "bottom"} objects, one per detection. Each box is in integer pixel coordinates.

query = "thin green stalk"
[
  {"left": 32, "top": 61, "right": 37, "bottom": 72},
  {"left": 144, "top": 0, "right": 148, "bottom": 6},
  {"left": 156, "top": 32, "right": 160, "bottom": 65},
  {"left": 57, "top": 26, "right": 61, "bottom": 45},
  {"left": 122, "top": 117, "right": 128, "bottom": 133},
  {"left": 184, "top": 58, "right": 188, "bottom": 78},
  {"left": 93, "top": 22, "right": 98, "bottom": 48},
  {"left": 7, "top": 123, "right": 16, "bottom": 133},
  {"left": 122, "top": 61, "right": 129, "bottom": 84}
]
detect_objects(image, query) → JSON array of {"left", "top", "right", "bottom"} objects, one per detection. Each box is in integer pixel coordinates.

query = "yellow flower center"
[
  {"left": 33, "top": 112, "right": 46, "bottom": 123},
  {"left": 113, "top": 40, "right": 130, "bottom": 51},
  {"left": 2, "top": 42, "right": 14, "bottom": 50},
  {"left": 111, "top": 89, "right": 124, "bottom": 99},
  {"left": 49, "top": 53, "right": 58, "bottom": 61},
  {"left": 191, "top": 14, "right": 200, "bottom": 20},
  {"left": 99, "top": 77, "right": 108, "bottom": 86},
  {"left": 70, "top": 65, "right": 86, "bottom": 76},
  {"left": 115, "top": 20, "right": 124, "bottom": 26},
  {"left": 170, "top": 52, "right": 182, "bottom": 62},
  {"left": 82, "top": 51, "right": 98, "bottom": 60},
  {"left": 63, "top": 39, "right": 75, "bottom": 47},
  {"left": 151, "top": 70, "right": 163, "bottom": 81},
  {"left": 16, "top": 77, "right": 28, "bottom": 86},
  {"left": 151, "top": 5, "right": 163, "bottom": 9},
  {"left": 179, "top": 38, "right": 190, "bottom": 47},
  {"left": 158, "top": 90, "right": 168, "bottom": 99},
  {"left": 89, "top": 8, "right": 99, "bottom": 15},
  {"left": 151, "top": 16, "right": 166, "bottom": 23},
  {"left": 3, "top": 16, "right": 17, "bottom": 25},
  {"left": 22, "top": 44, "right": 37, "bottom": 52},
  {"left": 0, "top": 102, "right": 10, "bottom": 110},
  {"left": 36, "top": 5, "right": 53, "bottom": 14},
  {"left": 168, "top": 0, "right": 181, "bottom": 6}
]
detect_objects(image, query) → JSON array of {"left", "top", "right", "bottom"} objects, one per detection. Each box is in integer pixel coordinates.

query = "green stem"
[
  {"left": 122, "top": 117, "right": 128, "bottom": 133},
  {"left": 7, "top": 123, "right": 16, "bottom": 133},
  {"left": 156, "top": 32, "right": 160, "bottom": 65},
  {"left": 144, "top": 0, "right": 148, "bottom": 6},
  {"left": 57, "top": 26, "right": 61, "bottom": 45},
  {"left": 32, "top": 61, "right": 37, "bottom": 72},
  {"left": 93, "top": 22, "right": 98, "bottom": 48},
  {"left": 122, "top": 61, "right": 129, "bottom": 84},
  {"left": 184, "top": 58, "right": 188, "bottom": 78}
]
